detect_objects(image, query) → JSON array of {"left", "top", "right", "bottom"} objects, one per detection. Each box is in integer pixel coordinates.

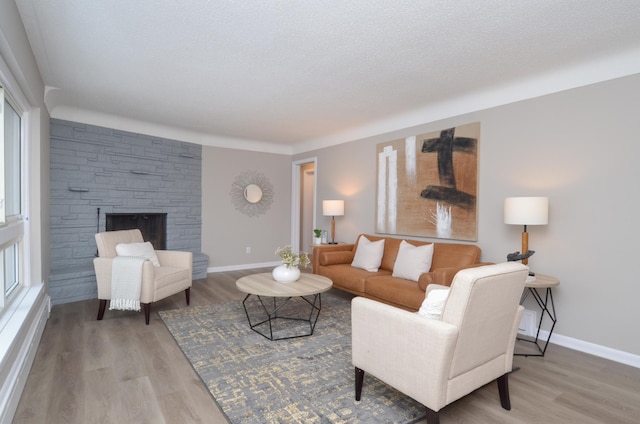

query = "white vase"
[{"left": 272, "top": 264, "right": 301, "bottom": 283}]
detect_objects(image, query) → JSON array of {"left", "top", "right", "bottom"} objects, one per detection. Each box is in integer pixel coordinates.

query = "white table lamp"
[{"left": 504, "top": 197, "right": 548, "bottom": 265}]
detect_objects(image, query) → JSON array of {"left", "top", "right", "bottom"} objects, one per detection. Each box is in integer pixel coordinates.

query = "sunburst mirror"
[{"left": 230, "top": 170, "right": 274, "bottom": 217}]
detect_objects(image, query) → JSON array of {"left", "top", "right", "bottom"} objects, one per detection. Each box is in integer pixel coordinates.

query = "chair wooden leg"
[
  {"left": 97, "top": 299, "right": 107, "bottom": 320},
  {"left": 143, "top": 303, "right": 151, "bottom": 325},
  {"left": 185, "top": 287, "right": 191, "bottom": 305},
  {"left": 497, "top": 373, "right": 511, "bottom": 410},
  {"left": 425, "top": 407, "right": 440, "bottom": 424},
  {"left": 355, "top": 367, "right": 365, "bottom": 401}
]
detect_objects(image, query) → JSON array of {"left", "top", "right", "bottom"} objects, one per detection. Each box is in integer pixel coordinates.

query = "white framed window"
[{"left": 0, "top": 85, "right": 25, "bottom": 313}]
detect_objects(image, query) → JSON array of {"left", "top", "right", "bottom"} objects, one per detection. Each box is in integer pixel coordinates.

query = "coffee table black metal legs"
[{"left": 241, "top": 293, "right": 323, "bottom": 341}]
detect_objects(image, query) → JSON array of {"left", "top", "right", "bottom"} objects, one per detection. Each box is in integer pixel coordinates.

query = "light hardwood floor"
[{"left": 12, "top": 268, "right": 640, "bottom": 423}]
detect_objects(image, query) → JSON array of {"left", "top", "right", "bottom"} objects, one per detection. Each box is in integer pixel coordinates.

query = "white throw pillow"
[
  {"left": 351, "top": 236, "right": 385, "bottom": 272},
  {"left": 392, "top": 240, "right": 434, "bottom": 282},
  {"left": 115, "top": 241, "right": 160, "bottom": 267},
  {"left": 417, "top": 288, "right": 450, "bottom": 320}
]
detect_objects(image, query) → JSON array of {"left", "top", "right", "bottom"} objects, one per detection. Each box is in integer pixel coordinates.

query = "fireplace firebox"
[{"left": 106, "top": 213, "right": 167, "bottom": 250}]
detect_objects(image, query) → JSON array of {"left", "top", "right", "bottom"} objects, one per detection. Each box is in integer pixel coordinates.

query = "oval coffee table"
[{"left": 236, "top": 273, "right": 333, "bottom": 341}]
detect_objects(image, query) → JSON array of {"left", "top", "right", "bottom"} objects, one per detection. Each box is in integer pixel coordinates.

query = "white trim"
[
  {"left": 0, "top": 59, "right": 29, "bottom": 111},
  {"left": 0, "top": 49, "right": 32, "bottom": 309},
  {"left": 20, "top": 109, "right": 32, "bottom": 287},
  {"left": 540, "top": 330, "right": 640, "bottom": 369},
  {"left": 0, "top": 32, "right": 45, "bottom": 424},
  {"left": 290, "top": 157, "right": 318, "bottom": 253},
  {"left": 290, "top": 162, "right": 301, "bottom": 253},
  {"left": 0, "top": 284, "right": 49, "bottom": 424},
  {"left": 0, "top": 222, "right": 23, "bottom": 249},
  {"left": 292, "top": 47, "right": 640, "bottom": 155},
  {"left": 207, "top": 261, "right": 281, "bottom": 274},
  {"left": 48, "top": 103, "right": 294, "bottom": 155}
]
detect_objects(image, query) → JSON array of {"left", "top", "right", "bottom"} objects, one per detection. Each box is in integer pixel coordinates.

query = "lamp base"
[{"left": 330, "top": 217, "right": 336, "bottom": 245}]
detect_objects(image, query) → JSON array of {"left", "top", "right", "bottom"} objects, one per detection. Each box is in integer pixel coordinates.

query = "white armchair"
[
  {"left": 352, "top": 262, "right": 528, "bottom": 424},
  {"left": 93, "top": 229, "right": 193, "bottom": 324}
]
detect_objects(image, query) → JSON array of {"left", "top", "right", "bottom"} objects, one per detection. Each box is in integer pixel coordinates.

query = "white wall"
[
  {"left": 296, "top": 73, "right": 640, "bottom": 358},
  {"left": 201, "top": 146, "right": 292, "bottom": 269}
]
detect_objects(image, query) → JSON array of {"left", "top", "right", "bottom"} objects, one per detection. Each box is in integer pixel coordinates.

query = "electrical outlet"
[{"left": 246, "top": 246, "right": 251, "bottom": 254}]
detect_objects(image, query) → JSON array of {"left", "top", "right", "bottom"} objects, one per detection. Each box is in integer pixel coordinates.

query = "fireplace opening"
[{"left": 106, "top": 213, "right": 167, "bottom": 250}]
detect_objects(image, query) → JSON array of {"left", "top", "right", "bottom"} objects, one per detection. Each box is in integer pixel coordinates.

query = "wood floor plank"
[
  {"left": 83, "top": 367, "right": 120, "bottom": 424},
  {"left": 12, "top": 268, "right": 640, "bottom": 423}
]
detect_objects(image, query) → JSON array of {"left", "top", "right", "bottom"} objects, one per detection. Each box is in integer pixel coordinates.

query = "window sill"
[{"left": 0, "top": 283, "right": 47, "bottom": 364}]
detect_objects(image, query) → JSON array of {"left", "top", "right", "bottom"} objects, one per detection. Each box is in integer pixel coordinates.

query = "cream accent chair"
[
  {"left": 352, "top": 262, "right": 528, "bottom": 424},
  {"left": 94, "top": 229, "right": 193, "bottom": 324}
]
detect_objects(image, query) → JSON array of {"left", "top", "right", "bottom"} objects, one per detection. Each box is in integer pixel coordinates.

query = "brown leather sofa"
[{"left": 312, "top": 234, "right": 483, "bottom": 311}]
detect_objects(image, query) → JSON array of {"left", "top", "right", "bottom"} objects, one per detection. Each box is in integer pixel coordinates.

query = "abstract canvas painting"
[{"left": 376, "top": 122, "right": 479, "bottom": 241}]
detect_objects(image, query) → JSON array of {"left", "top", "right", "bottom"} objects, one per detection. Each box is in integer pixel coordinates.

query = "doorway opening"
[{"left": 291, "top": 158, "right": 317, "bottom": 254}]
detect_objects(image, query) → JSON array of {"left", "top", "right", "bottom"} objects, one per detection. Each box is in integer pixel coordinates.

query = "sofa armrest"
[
  {"left": 417, "top": 272, "right": 435, "bottom": 291},
  {"left": 312, "top": 244, "right": 354, "bottom": 273}
]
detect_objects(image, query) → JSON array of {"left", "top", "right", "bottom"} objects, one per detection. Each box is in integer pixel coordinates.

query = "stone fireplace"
[{"left": 49, "top": 119, "right": 208, "bottom": 305}]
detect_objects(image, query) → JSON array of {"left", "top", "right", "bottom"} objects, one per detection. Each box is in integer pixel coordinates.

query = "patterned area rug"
[{"left": 159, "top": 290, "right": 426, "bottom": 424}]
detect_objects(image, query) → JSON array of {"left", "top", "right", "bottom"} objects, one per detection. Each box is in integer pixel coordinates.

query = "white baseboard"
[
  {"left": 542, "top": 330, "right": 640, "bottom": 369},
  {"left": 208, "top": 261, "right": 280, "bottom": 273},
  {"left": 0, "top": 285, "right": 50, "bottom": 424}
]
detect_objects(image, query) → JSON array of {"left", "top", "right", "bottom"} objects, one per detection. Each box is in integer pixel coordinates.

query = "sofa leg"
[
  {"left": 143, "top": 303, "right": 151, "bottom": 325},
  {"left": 425, "top": 407, "right": 440, "bottom": 424},
  {"left": 497, "top": 373, "right": 511, "bottom": 410},
  {"left": 185, "top": 287, "right": 191, "bottom": 305},
  {"left": 355, "top": 367, "right": 365, "bottom": 401},
  {"left": 97, "top": 299, "right": 107, "bottom": 320}
]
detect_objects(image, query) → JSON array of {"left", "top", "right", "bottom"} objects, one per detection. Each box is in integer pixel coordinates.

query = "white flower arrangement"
[{"left": 275, "top": 245, "right": 310, "bottom": 268}]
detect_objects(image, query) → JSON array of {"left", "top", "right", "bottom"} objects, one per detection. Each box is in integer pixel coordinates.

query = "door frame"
[{"left": 291, "top": 157, "right": 317, "bottom": 253}]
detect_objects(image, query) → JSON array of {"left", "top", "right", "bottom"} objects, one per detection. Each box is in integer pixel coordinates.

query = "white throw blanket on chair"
[{"left": 110, "top": 256, "right": 147, "bottom": 311}]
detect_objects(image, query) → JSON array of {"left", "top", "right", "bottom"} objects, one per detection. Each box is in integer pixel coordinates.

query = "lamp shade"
[
  {"left": 504, "top": 197, "right": 548, "bottom": 225},
  {"left": 323, "top": 200, "right": 344, "bottom": 216}
]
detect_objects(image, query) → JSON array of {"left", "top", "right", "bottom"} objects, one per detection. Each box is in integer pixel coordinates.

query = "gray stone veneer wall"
[{"left": 50, "top": 119, "right": 208, "bottom": 305}]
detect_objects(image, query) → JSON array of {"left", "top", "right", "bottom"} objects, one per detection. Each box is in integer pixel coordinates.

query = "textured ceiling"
[{"left": 14, "top": 0, "right": 640, "bottom": 153}]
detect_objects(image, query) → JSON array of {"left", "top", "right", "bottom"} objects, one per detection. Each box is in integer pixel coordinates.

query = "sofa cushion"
[
  {"left": 417, "top": 288, "right": 450, "bottom": 320},
  {"left": 319, "top": 264, "right": 390, "bottom": 293},
  {"left": 115, "top": 241, "right": 160, "bottom": 266},
  {"left": 365, "top": 275, "right": 426, "bottom": 311},
  {"left": 431, "top": 243, "right": 481, "bottom": 270},
  {"left": 351, "top": 236, "right": 385, "bottom": 272},
  {"left": 392, "top": 240, "right": 434, "bottom": 282},
  {"left": 358, "top": 234, "right": 434, "bottom": 272}
]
